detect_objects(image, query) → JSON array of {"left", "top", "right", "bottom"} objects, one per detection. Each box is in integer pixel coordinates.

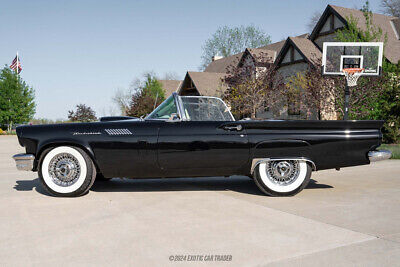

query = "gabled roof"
[
  {"left": 289, "top": 37, "right": 322, "bottom": 65},
  {"left": 204, "top": 34, "right": 310, "bottom": 73},
  {"left": 204, "top": 53, "right": 243, "bottom": 73},
  {"left": 275, "top": 37, "right": 322, "bottom": 66},
  {"left": 258, "top": 34, "right": 309, "bottom": 54},
  {"left": 158, "top": 80, "right": 182, "bottom": 97},
  {"left": 245, "top": 48, "right": 277, "bottom": 64},
  {"left": 311, "top": 4, "right": 400, "bottom": 64},
  {"left": 178, "top": 72, "right": 227, "bottom": 96}
]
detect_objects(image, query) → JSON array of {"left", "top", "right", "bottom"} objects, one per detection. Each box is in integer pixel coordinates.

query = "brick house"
[{"left": 178, "top": 4, "right": 400, "bottom": 119}]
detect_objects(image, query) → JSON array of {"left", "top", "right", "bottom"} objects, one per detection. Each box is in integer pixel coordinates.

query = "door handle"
[{"left": 223, "top": 125, "right": 243, "bottom": 131}]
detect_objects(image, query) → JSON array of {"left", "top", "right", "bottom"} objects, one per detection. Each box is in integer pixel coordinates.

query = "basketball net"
[{"left": 343, "top": 68, "right": 364, "bottom": 87}]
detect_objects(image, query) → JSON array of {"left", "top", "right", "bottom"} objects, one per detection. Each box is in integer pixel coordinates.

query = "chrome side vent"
[{"left": 105, "top": 129, "right": 133, "bottom": 135}]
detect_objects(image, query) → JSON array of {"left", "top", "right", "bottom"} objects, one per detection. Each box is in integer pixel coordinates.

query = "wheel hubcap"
[
  {"left": 49, "top": 153, "right": 81, "bottom": 187},
  {"left": 266, "top": 160, "right": 299, "bottom": 185}
]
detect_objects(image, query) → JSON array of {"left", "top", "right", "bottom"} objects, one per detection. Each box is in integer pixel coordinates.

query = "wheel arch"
[
  {"left": 251, "top": 157, "right": 317, "bottom": 175},
  {"left": 35, "top": 140, "right": 99, "bottom": 172},
  {"left": 251, "top": 139, "right": 316, "bottom": 174}
]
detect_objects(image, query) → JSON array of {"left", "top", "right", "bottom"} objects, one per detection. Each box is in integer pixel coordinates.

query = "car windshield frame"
[
  {"left": 145, "top": 93, "right": 234, "bottom": 122},
  {"left": 179, "top": 95, "right": 235, "bottom": 122}
]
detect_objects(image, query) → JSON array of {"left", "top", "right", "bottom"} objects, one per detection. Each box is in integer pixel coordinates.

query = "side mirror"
[{"left": 168, "top": 113, "right": 180, "bottom": 122}]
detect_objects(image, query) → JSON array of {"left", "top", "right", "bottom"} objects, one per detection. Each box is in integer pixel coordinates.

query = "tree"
[
  {"left": 335, "top": 14, "right": 386, "bottom": 42},
  {"left": 334, "top": 3, "right": 399, "bottom": 142},
  {"left": 112, "top": 87, "right": 133, "bottom": 115},
  {"left": 287, "top": 59, "right": 385, "bottom": 120},
  {"left": 380, "top": 0, "right": 400, "bottom": 17},
  {"left": 200, "top": 25, "right": 271, "bottom": 70},
  {"left": 307, "top": 11, "right": 322, "bottom": 32},
  {"left": 222, "top": 53, "right": 285, "bottom": 119},
  {"left": 68, "top": 104, "right": 97, "bottom": 122},
  {"left": 370, "top": 61, "right": 400, "bottom": 143},
  {"left": 0, "top": 67, "right": 35, "bottom": 131},
  {"left": 126, "top": 73, "right": 165, "bottom": 118},
  {"left": 162, "top": 71, "right": 180, "bottom": 80}
]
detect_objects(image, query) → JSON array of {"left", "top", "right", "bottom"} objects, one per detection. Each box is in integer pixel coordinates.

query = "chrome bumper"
[
  {"left": 12, "top": 154, "right": 35, "bottom": 171},
  {"left": 368, "top": 150, "right": 392, "bottom": 162}
]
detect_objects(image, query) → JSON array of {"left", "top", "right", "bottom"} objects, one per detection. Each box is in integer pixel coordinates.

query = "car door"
[
  {"left": 91, "top": 120, "right": 162, "bottom": 178},
  {"left": 157, "top": 120, "right": 249, "bottom": 177}
]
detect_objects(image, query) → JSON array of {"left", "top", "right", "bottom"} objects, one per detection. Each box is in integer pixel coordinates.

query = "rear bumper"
[
  {"left": 368, "top": 150, "right": 392, "bottom": 162},
  {"left": 12, "top": 153, "right": 35, "bottom": 171}
]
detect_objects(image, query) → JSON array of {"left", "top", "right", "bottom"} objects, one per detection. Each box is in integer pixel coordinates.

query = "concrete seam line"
[{"left": 209, "top": 189, "right": 378, "bottom": 239}]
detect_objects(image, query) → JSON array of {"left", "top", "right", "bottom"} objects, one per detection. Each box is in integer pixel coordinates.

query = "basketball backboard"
[{"left": 322, "top": 42, "right": 384, "bottom": 76}]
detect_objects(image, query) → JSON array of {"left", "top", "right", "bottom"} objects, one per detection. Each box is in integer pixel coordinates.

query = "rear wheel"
[
  {"left": 253, "top": 160, "right": 311, "bottom": 196},
  {"left": 38, "top": 146, "right": 96, "bottom": 197}
]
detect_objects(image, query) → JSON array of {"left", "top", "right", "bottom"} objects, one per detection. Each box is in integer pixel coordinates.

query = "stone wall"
[{"left": 314, "top": 33, "right": 337, "bottom": 50}]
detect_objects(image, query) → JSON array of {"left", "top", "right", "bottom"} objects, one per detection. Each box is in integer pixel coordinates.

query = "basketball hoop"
[{"left": 342, "top": 68, "right": 364, "bottom": 87}]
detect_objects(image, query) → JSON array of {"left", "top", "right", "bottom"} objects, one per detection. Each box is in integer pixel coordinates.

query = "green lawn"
[{"left": 380, "top": 144, "right": 400, "bottom": 159}]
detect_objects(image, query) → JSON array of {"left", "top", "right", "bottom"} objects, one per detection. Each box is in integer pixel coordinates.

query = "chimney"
[{"left": 212, "top": 55, "right": 223, "bottom": 61}]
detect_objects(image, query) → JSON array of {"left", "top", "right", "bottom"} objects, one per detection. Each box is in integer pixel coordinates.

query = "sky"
[{"left": 0, "top": 0, "right": 383, "bottom": 120}]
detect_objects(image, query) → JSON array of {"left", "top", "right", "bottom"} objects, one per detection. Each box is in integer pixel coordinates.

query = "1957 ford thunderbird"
[{"left": 13, "top": 93, "right": 391, "bottom": 197}]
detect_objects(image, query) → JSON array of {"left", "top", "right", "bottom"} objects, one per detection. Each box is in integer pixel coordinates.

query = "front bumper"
[
  {"left": 368, "top": 150, "right": 392, "bottom": 162},
  {"left": 12, "top": 153, "right": 35, "bottom": 171}
]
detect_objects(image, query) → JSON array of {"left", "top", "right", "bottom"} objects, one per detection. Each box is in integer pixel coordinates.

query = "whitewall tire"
[
  {"left": 253, "top": 160, "right": 311, "bottom": 196},
  {"left": 39, "top": 146, "right": 96, "bottom": 197}
]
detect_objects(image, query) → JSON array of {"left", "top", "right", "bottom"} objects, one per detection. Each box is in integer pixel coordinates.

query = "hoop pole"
[{"left": 344, "top": 84, "right": 350, "bottom": 120}]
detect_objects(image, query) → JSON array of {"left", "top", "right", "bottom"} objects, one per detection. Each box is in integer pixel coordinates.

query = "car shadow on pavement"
[
  {"left": 14, "top": 178, "right": 52, "bottom": 196},
  {"left": 13, "top": 177, "right": 333, "bottom": 197},
  {"left": 90, "top": 176, "right": 333, "bottom": 196}
]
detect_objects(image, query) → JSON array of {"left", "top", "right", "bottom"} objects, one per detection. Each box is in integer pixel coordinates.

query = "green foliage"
[
  {"left": 30, "top": 118, "right": 69, "bottom": 125},
  {"left": 334, "top": 3, "right": 399, "bottom": 143},
  {"left": 380, "top": 144, "right": 400, "bottom": 159},
  {"left": 369, "top": 62, "right": 400, "bottom": 143},
  {"left": 126, "top": 73, "right": 165, "bottom": 118},
  {"left": 336, "top": 2, "right": 387, "bottom": 43},
  {"left": 0, "top": 67, "right": 35, "bottom": 131},
  {"left": 335, "top": 15, "right": 386, "bottom": 43},
  {"left": 142, "top": 73, "right": 165, "bottom": 101},
  {"left": 200, "top": 25, "right": 271, "bottom": 70},
  {"left": 68, "top": 104, "right": 97, "bottom": 122}
]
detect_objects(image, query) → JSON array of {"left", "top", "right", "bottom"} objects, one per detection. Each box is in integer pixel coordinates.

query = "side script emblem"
[{"left": 105, "top": 129, "right": 133, "bottom": 135}]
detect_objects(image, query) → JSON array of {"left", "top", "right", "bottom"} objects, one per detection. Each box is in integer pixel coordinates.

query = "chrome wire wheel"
[
  {"left": 266, "top": 160, "right": 300, "bottom": 186},
  {"left": 49, "top": 153, "right": 81, "bottom": 187},
  {"left": 255, "top": 159, "right": 311, "bottom": 195},
  {"left": 40, "top": 146, "right": 90, "bottom": 195}
]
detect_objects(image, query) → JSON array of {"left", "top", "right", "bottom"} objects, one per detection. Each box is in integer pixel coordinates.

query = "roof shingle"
[
  {"left": 180, "top": 72, "right": 227, "bottom": 96},
  {"left": 329, "top": 5, "right": 400, "bottom": 64},
  {"left": 204, "top": 53, "right": 243, "bottom": 73},
  {"left": 158, "top": 80, "right": 182, "bottom": 97}
]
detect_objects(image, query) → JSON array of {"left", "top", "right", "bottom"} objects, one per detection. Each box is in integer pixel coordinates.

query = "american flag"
[{"left": 10, "top": 55, "right": 22, "bottom": 74}]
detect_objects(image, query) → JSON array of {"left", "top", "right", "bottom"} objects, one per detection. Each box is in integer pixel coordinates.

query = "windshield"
[
  {"left": 180, "top": 96, "right": 234, "bottom": 121},
  {"left": 146, "top": 95, "right": 177, "bottom": 120}
]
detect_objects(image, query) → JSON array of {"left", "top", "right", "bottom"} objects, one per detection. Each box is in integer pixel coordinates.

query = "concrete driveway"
[{"left": 1, "top": 135, "right": 400, "bottom": 266}]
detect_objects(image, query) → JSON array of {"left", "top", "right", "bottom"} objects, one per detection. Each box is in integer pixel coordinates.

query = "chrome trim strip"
[
  {"left": 251, "top": 157, "right": 317, "bottom": 174},
  {"left": 368, "top": 150, "right": 392, "bottom": 162},
  {"left": 12, "top": 153, "right": 35, "bottom": 171}
]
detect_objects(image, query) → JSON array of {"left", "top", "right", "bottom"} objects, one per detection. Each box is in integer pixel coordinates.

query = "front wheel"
[
  {"left": 38, "top": 146, "right": 97, "bottom": 197},
  {"left": 253, "top": 160, "right": 311, "bottom": 196}
]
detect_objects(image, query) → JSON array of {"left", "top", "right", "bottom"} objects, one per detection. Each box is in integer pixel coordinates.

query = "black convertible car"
[{"left": 13, "top": 93, "right": 391, "bottom": 197}]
